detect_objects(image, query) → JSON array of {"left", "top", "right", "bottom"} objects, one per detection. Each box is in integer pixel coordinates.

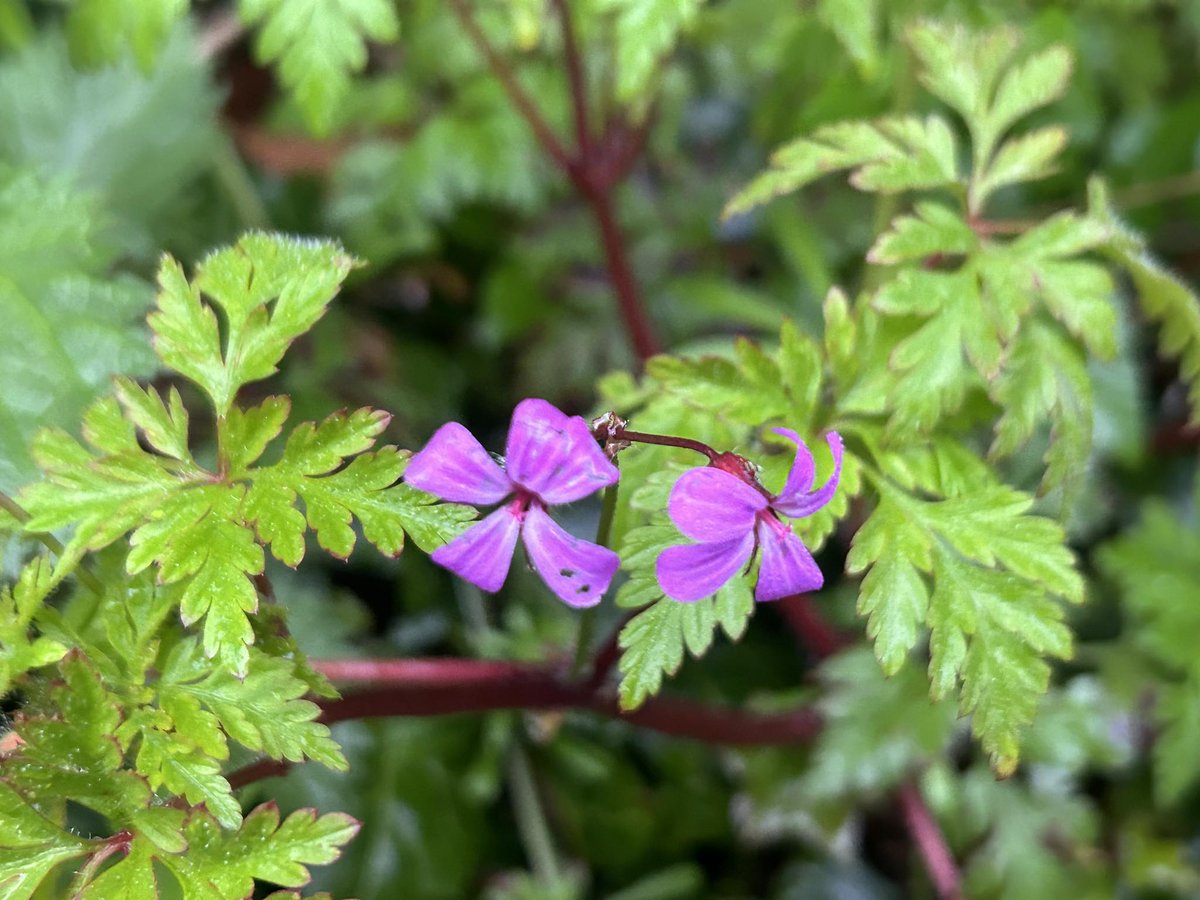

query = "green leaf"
[
  {"left": 21, "top": 401, "right": 188, "bottom": 554},
  {"left": 150, "top": 233, "right": 356, "bottom": 416},
  {"left": 909, "top": 23, "right": 1071, "bottom": 173},
  {"left": 615, "top": 521, "right": 755, "bottom": 710},
  {"left": 985, "top": 45, "right": 1073, "bottom": 144},
  {"left": 816, "top": 0, "right": 879, "bottom": 77},
  {"left": 0, "top": 557, "right": 68, "bottom": 695},
  {"left": 927, "top": 547, "right": 1071, "bottom": 773},
  {"left": 1090, "top": 177, "right": 1200, "bottom": 422},
  {"left": 1151, "top": 676, "right": 1200, "bottom": 806},
  {"left": 244, "top": 410, "right": 474, "bottom": 565},
  {"left": 77, "top": 836, "right": 159, "bottom": 898},
  {"left": 136, "top": 729, "right": 241, "bottom": 830},
  {"left": 850, "top": 424, "right": 993, "bottom": 501},
  {"left": 0, "top": 168, "right": 158, "bottom": 492},
  {"left": 724, "top": 116, "right": 958, "bottom": 218},
  {"left": 160, "top": 642, "right": 346, "bottom": 771},
  {"left": 908, "top": 22, "right": 1020, "bottom": 126},
  {"left": 804, "top": 649, "right": 957, "bottom": 799},
  {"left": 869, "top": 210, "right": 1114, "bottom": 440},
  {"left": 0, "top": 30, "right": 220, "bottom": 251},
  {"left": 939, "top": 766, "right": 1100, "bottom": 898},
  {"left": 823, "top": 287, "right": 859, "bottom": 390},
  {"left": 23, "top": 238, "right": 461, "bottom": 672},
  {"left": 128, "top": 484, "right": 263, "bottom": 673},
  {"left": 991, "top": 321, "right": 1093, "bottom": 507},
  {"left": 8, "top": 652, "right": 152, "bottom": 823},
  {"left": 66, "top": 0, "right": 189, "bottom": 69},
  {"left": 596, "top": 0, "right": 703, "bottom": 103},
  {"left": 239, "top": 0, "right": 401, "bottom": 134},
  {"left": 973, "top": 126, "right": 1068, "bottom": 207},
  {"left": 1098, "top": 500, "right": 1200, "bottom": 675},
  {"left": 223, "top": 396, "right": 292, "bottom": 474},
  {"left": 160, "top": 803, "right": 360, "bottom": 898},
  {"left": 846, "top": 497, "right": 930, "bottom": 675},
  {"left": 867, "top": 202, "right": 978, "bottom": 265},
  {"left": 875, "top": 270, "right": 989, "bottom": 433},
  {"left": 113, "top": 377, "right": 193, "bottom": 463},
  {"left": 848, "top": 479, "right": 1081, "bottom": 772},
  {"left": 0, "top": 782, "right": 88, "bottom": 900}
]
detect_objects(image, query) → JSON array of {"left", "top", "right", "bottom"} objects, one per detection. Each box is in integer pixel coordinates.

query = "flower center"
[
  {"left": 507, "top": 490, "right": 537, "bottom": 521},
  {"left": 757, "top": 509, "right": 792, "bottom": 537}
]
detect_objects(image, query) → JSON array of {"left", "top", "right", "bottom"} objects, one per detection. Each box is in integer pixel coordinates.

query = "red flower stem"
[
  {"left": 594, "top": 107, "right": 657, "bottom": 191},
  {"left": 899, "top": 782, "right": 963, "bottom": 900},
  {"left": 446, "top": 0, "right": 575, "bottom": 173},
  {"left": 226, "top": 757, "right": 291, "bottom": 790},
  {"left": 310, "top": 658, "right": 822, "bottom": 745},
  {"left": 448, "top": 0, "right": 661, "bottom": 362},
  {"left": 613, "top": 427, "right": 719, "bottom": 460},
  {"left": 552, "top": 0, "right": 591, "bottom": 158},
  {"left": 578, "top": 183, "right": 662, "bottom": 360},
  {"left": 776, "top": 594, "right": 847, "bottom": 659},
  {"left": 585, "top": 612, "right": 632, "bottom": 691}
]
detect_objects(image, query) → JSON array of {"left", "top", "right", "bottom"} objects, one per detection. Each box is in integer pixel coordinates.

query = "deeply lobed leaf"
[
  {"left": 239, "top": 0, "right": 400, "bottom": 134},
  {"left": 847, "top": 475, "right": 1082, "bottom": 773}
]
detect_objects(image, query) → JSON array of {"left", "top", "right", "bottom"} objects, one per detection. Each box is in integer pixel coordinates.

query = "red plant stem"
[
  {"left": 899, "top": 782, "right": 963, "bottom": 900},
  {"left": 613, "top": 427, "right": 719, "bottom": 460},
  {"left": 578, "top": 183, "right": 662, "bottom": 360},
  {"left": 447, "top": 0, "right": 661, "bottom": 362},
  {"left": 446, "top": 0, "right": 575, "bottom": 174},
  {"left": 594, "top": 109, "right": 656, "bottom": 191},
  {"left": 584, "top": 616, "right": 630, "bottom": 691},
  {"left": 227, "top": 757, "right": 291, "bottom": 790},
  {"left": 1151, "top": 419, "right": 1200, "bottom": 453},
  {"left": 552, "top": 0, "right": 591, "bottom": 158},
  {"left": 311, "top": 658, "right": 821, "bottom": 745},
  {"left": 216, "top": 658, "right": 822, "bottom": 797},
  {"left": 776, "top": 594, "right": 847, "bottom": 659}
]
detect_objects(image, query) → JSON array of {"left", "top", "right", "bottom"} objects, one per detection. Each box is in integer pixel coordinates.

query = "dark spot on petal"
[
  {"left": 577, "top": 584, "right": 591, "bottom": 594},
  {"left": 560, "top": 568, "right": 575, "bottom": 578}
]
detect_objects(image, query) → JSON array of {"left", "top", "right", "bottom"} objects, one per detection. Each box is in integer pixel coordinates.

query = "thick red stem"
[
  {"left": 578, "top": 182, "right": 662, "bottom": 361},
  {"left": 552, "top": 0, "right": 591, "bottom": 158},
  {"left": 447, "top": 0, "right": 661, "bottom": 362},
  {"left": 447, "top": 0, "right": 575, "bottom": 173},
  {"left": 312, "top": 658, "right": 820, "bottom": 745},
  {"left": 776, "top": 594, "right": 847, "bottom": 659}
]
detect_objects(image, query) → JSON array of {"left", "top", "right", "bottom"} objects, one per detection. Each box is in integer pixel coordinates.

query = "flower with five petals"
[
  {"left": 404, "top": 399, "right": 620, "bottom": 607},
  {"left": 656, "top": 429, "right": 843, "bottom": 603}
]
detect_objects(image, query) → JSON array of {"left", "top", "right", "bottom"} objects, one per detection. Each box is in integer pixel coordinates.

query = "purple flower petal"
[
  {"left": 753, "top": 517, "right": 823, "bottom": 601},
  {"left": 655, "top": 533, "right": 755, "bottom": 603},
  {"left": 773, "top": 427, "right": 815, "bottom": 497},
  {"left": 431, "top": 506, "right": 521, "bottom": 592},
  {"left": 404, "top": 421, "right": 512, "bottom": 505},
  {"left": 522, "top": 504, "right": 619, "bottom": 607},
  {"left": 505, "top": 398, "right": 618, "bottom": 504},
  {"left": 667, "top": 467, "right": 767, "bottom": 542},
  {"left": 771, "top": 431, "right": 843, "bottom": 519}
]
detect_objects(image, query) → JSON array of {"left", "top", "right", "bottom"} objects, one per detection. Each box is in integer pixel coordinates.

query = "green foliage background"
[{"left": 3, "top": 0, "right": 1200, "bottom": 897}]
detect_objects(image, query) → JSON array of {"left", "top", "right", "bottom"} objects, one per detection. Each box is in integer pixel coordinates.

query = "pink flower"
[
  {"left": 656, "top": 430, "right": 843, "bottom": 602},
  {"left": 404, "top": 399, "right": 620, "bottom": 607}
]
